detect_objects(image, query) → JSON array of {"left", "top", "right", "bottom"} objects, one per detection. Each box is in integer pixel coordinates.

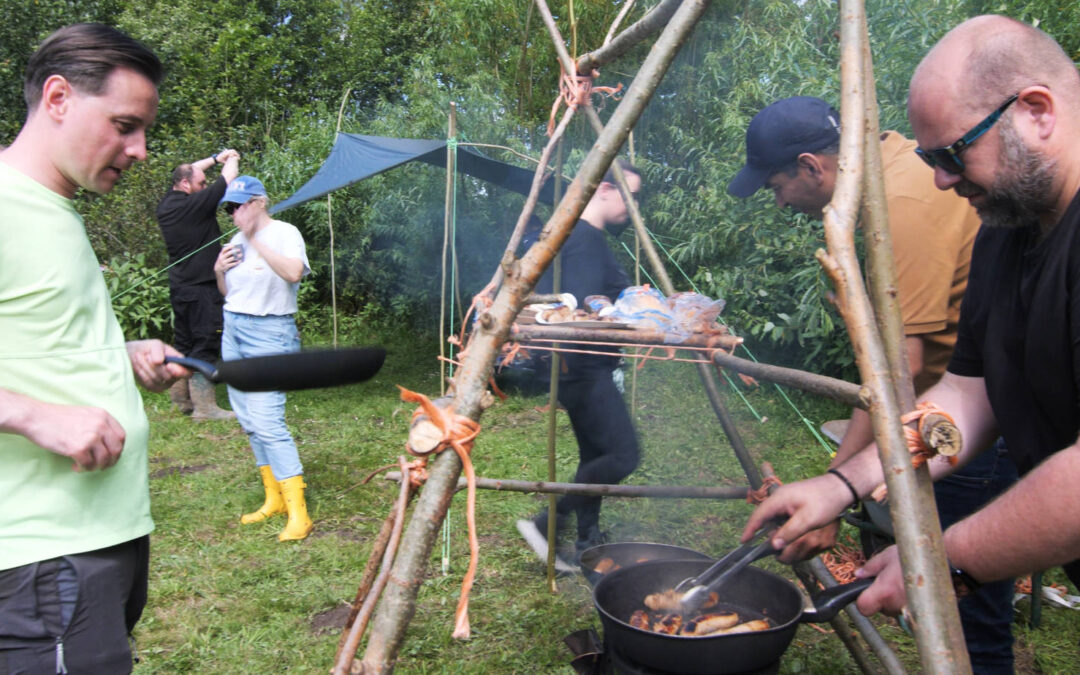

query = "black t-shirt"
[
  {"left": 533, "top": 219, "right": 631, "bottom": 377},
  {"left": 948, "top": 190, "right": 1080, "bottom": 475},
  {"left": 155, "top": 175, "right": 228, "bottom": 287}
]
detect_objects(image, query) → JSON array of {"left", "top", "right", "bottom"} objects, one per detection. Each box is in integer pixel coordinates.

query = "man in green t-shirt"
[{"left": 0, "top": 24, "right": 188, "bottom": 673}]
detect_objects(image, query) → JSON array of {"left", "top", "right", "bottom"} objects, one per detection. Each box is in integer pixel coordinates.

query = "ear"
[
  {"left": 1016, "top": 85, "right": 1055, "bottom": 142},
  {"left": 41, "top": 74, "right": 72, "bottom": 122},
  {"left": 796, "top": 153, "right": 826, "bottom": 181}
]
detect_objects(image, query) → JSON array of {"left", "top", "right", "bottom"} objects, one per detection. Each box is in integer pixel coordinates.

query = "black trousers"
[
  {"left": 0, "top": 536, "right": 149, "bottom": 675},
  {"left": 169, "top": 282, "right": 224, "bottom": 362},
  {"left": 554, "top": 373, "right": 640, "bottom": 538}
]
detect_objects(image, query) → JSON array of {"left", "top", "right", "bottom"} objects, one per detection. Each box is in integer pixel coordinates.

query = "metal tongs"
[{"left": 675, "top": 520, "right": 781, "bottom": 615}]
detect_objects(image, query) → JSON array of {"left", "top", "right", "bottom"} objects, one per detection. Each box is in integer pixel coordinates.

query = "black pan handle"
[
  {"left": 799, "top": 577, "right": 874, "bottom": 623},
  {"left": 165, "top": 355, "right": 219, "bottom": 381}
]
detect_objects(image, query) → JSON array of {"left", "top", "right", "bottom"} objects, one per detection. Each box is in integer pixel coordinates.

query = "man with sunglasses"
[
  {"left": 156, "top": 148, "right": 241, "bottom": 420},
  {"left": 745, "top": 14, "right": 1080, "bottom": 627},
  {"left": 730, "top": 96, "right": 1015, "bottom": 672}
]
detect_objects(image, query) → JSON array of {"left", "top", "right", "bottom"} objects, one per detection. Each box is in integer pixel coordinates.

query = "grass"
[{"left": 135, "top": 328, "right": 1080, "bottom": 673}]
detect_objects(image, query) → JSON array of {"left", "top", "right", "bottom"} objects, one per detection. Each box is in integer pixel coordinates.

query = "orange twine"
[
  {"left": 821, "top": 544, "right": 867, "bottom": 584},
  {"left": 870, "top": 402, "right": 957, "bottom": 502},
  {"left": 707, "top": 338, "right": 760, "bottom": 388},
  {"left": 746, "top": 475, "right": 783, "bottom": 505},
  {"left": 900, "top": 402, "right": 958, "bottom": 470},
  {"left": 398, "top": 386, "right": 482, "bottom": 639},
  {"left": 546, "top": 65, "right": 623, "bottom": 136}
]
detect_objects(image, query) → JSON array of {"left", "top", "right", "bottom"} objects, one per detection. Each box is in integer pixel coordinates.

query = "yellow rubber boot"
[
  {"left": 240, "top": 465, "right": 286, "bottom": 524},
  {"left": 278, "top": 475, "right": 314, "bottom": 541}
]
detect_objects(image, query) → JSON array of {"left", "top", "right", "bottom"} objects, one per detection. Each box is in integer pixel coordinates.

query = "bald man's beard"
[{"left": 959, "top": 118, "right": 1056, "bottom": 230}]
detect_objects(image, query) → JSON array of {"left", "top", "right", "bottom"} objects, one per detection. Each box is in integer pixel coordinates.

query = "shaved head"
[
  {"left": 911, "top": 15, "right": 1080, "bottom": 116},
  {"left": 909, "top": 15, "right": 1080, "bottom": 231}
]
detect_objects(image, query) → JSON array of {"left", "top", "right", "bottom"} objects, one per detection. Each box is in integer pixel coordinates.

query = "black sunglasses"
[
  {"left": 914, "top": 93, "right": 1019, "bottom": 175},
  {"left": 223, "top": 201, "right": 243, "bottom": 215}
]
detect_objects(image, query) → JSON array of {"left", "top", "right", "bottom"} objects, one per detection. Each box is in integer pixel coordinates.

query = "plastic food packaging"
[
  {"left": 666, "top": 292, "right": 726, "bottom": 342},
  {"left": 587, "top": 293, "right": 613, "bottom": 317},
  {"left": 610, "top": 285, "right": 673, "bottom": 331}
]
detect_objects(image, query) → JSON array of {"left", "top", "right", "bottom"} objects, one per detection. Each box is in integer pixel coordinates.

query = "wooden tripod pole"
[{"left": 827, "top": 2, "right": 970, "bottom": 671}]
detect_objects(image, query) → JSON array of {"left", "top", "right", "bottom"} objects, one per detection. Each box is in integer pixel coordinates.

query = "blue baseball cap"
[
  {"left": 219, "top": 175, "right": 268, "bottom": 207},
  {"left": 727, "top": 97, "right": 841, "bottom": 198}
]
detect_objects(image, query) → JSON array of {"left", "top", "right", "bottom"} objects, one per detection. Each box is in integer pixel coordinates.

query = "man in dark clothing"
[
  {"left": 517, "top": 159, "right": 642, "bottom": 572},
  {"left": 156, "top": 149, "right": 239, "bottom": 419},
  {"left": 744, "top": 15, "right": 1080, "bottom": 623}
]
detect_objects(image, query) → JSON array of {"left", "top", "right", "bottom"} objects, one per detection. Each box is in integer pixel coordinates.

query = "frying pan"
[
  {"left": 578, "top": 542, "right": 712, "bottom": 587},
  {"left": 166, "top": 347, "right": 386, "bottom": 392},
  {"left": 593, "top": 558, "right": 871, "bottom": 674}
]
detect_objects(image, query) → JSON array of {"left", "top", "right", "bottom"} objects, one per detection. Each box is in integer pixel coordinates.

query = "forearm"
[
  {"left": 946, "top": 444, "right": 1080, "bottom": 582},
  {"left": 0, "top": 387, "right": 41, "bottom": 437},
  {"left": 192, "top": 155, "right": 216, "bottom": 172},
  {"left": 832, "top": 407, "right": 873, "bottom": 468},
  {"left": 249, "top": 238, "right": 304, "bottom": 283},
  {"left": 216, "top": 270, "right": 228, "bottom": 296},
  {"left": 836, "top": 372, "right": 999, "bottom": 498}
]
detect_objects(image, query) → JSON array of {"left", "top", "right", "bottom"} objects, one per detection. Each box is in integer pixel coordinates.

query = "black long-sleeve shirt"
[{"left": 533, "top": 219, "right": 631, "bottom": 378}]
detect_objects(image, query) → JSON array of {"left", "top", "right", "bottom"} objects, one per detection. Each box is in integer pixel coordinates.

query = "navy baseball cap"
[
  {"left": 219, "top": 175, "right": 267, "bottom": 207},
  {"left": 727, "top": 97, "right": 841, "bottom": 198}
]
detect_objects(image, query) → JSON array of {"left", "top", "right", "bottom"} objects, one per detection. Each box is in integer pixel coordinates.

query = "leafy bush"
[{"left": 104, "top": 254, "right": 173, "bottom": 342}]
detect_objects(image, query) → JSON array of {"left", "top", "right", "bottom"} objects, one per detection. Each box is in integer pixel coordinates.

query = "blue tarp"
[{"left": 271, "top": 132, "right": 563, "bottom": 214}]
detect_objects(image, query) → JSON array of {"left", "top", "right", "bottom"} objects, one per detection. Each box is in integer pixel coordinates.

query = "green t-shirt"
[{"left": 0, "top": 163, "right": 153, "bottom": 570}]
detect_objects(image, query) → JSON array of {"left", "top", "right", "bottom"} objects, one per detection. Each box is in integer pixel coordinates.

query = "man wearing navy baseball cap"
[
  {"left": 728, "top": 96, "right": 841, "bottom": 201},
  {"left": 729, "top": 96, "right": 1016, "bottom": 671}
]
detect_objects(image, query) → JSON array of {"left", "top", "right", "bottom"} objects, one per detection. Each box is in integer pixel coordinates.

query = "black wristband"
[
  {"left": 948, "top": 561, "right": 982, "bottom": 596},
  {"left": 827, "top": 468, "right": 860, "bottom": 510}
]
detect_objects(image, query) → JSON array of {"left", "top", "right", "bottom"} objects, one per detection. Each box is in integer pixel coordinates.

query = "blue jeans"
[
  {"left": 935, "top": 440, "right": 1018, "bottom": 675},
  {"left": 222, "top": 311, "right": 303, "bottom": 481}
]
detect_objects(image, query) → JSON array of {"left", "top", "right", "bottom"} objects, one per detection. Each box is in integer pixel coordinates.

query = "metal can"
[{"left": 231, "top": 243, "right": 245, "bottom": 263}]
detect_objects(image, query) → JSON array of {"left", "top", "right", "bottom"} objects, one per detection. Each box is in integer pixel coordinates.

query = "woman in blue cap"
[{"left": 214, "top": 176, "right": 313, "bottom": 541}]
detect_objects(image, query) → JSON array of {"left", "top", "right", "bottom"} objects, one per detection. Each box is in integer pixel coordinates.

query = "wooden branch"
[
  {"left": 358, "top": 3, "right": 711, "bottom": 670},
  {"left": 523, "top": 293, "right": 568, "bottom": 304},
  {"left": 511, "top": 322, "right": 741, "bottom": 351},
  {"left": 603, "top": 0, "right": 637, "bottom": 46},
  {"left": 381, "top": 472, "right": 751, "bottom": 500},
  {"left": 832, "top": 3, "right": 969, "bottom": 671},
  {"left": 710, "top": 349, "right": 868, "bottom": 409},
  {"left": 922, "top": 414, "right": 961, "bottom": 456},
  {"left": 333, "top": 493, "right": 401, "bottom": 665},
  {"left": 336, "top": 458, "right": 415, "bottom": 675},
  {"left": 577, "top": 0, "right": 683, "bottom": 73}
]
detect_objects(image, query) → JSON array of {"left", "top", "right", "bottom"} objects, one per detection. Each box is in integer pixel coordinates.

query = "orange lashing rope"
[
  {"left": 546, "top": 65, "right": 623, "bottom": 136},
  {"left": 746, "top": 475, "right": 783, "bottom": 505},
  {"left": 398, "top": 386, "right": 481, "bottom": 639},
  {"left": 900, "top": 402, "right": 958, "bottom": 470},
  {"left": 870, "top": 402, "right": 957, "bottom": 502}
]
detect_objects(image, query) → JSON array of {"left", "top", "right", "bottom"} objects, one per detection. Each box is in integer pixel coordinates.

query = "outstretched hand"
[
  {"left": 853, "top": 545, "right": 906, "bottom": 616},
  {"left": 126, "top": 339, "right": 187, "bottom": 392},
  {"left": 742, "top": 473, "right": 853, "bottom": 563}
]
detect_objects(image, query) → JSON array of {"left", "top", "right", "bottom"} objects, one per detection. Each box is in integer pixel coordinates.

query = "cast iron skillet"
[
  {"left": 578, "top": 542, "right": 712, "bottom": 587},
  {"left": 593, "top": 558, "right": 872, "bottom": 674}
]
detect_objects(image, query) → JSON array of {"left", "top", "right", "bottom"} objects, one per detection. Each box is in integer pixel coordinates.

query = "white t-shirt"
[{"left": 223, "top": 219, "right": 310, "bottom": 316}]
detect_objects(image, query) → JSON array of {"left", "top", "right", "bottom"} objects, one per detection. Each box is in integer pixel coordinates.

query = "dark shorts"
[
  {"left": 0, "top": 536, "right": 149, "bottom": 675},
  {"left": 170, "top": 282, "right": 224, "bottom": 362}
]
